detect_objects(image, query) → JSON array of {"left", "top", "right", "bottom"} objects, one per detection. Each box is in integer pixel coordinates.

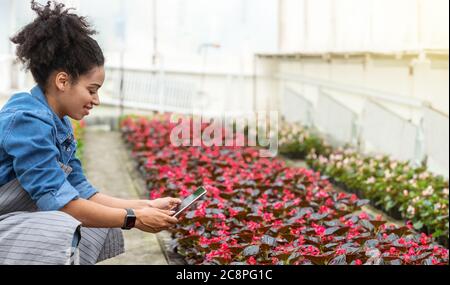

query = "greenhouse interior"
[{"left": 0, "top": 0, "right": 449, "bottom": 267}]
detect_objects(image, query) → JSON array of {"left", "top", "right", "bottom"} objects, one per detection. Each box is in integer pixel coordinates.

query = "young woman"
[{"left": 0, "top": 1, "right": 180, "bottom": 265}]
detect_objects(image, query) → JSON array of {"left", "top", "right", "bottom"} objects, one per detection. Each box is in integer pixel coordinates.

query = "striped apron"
[{"left": 0, "top": 163, "right": 124, "bottom": 265}]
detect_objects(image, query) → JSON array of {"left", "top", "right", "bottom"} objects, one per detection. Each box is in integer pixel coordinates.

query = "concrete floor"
[{"left": 83, "top": 127, "right": 167, "bottom": 265}]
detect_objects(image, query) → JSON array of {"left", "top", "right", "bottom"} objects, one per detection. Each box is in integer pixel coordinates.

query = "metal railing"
[{"left": 103, "top": 67, "right": 199, "bottom": 115}]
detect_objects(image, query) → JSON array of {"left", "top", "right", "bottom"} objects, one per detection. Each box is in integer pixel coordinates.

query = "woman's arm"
[
  {"left": 61, "top": 198, "right": 127, "bottom": 228},
  {"left": 89, "top": 193, "right": 181, "bottom": 211},
  {"left": 61, "top": 198, "right": 178, "bottom": 232},
  {"left": 88, "top": 192, "right": 146, "bottom": 210}
]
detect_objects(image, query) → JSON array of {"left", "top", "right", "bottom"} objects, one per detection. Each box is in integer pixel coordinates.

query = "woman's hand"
[
  {"left": 131, "top": 197, "right": 181, "bottom": 211},
  {"left": 134, "top": 207, "right": 179, "bottom": 233},
  {"left": 149, "top": 197, "right": 182, "bottom": 211}
]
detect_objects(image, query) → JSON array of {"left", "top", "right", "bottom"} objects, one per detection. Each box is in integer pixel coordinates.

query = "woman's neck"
[{"left": 45, "top": 91, "right": 65, "bottom": 119}]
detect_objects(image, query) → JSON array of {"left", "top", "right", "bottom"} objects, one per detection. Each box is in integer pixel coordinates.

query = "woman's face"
[{"left": 60, "top": 66, "right": 105, "bottom": 120}]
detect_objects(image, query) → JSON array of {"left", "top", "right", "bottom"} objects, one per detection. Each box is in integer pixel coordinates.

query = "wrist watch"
[{"left": 121, "top": 208, "right": 136, "bottom": 230}]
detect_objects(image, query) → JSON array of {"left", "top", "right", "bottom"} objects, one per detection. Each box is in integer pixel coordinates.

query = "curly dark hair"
[{"left": 10, "top": 0, "right": 105, "bottom": 89}]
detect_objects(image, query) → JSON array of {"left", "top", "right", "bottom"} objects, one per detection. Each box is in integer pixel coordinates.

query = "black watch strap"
[{"left": 121, "top": 208, "right": 136, "bottom": 230}]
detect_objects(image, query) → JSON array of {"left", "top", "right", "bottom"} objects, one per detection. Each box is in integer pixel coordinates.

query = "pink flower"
[
  {"left": 274, "top": 202, "right": 285, "bottom": 210},
  {"left": 359, "top": 212, "right": 369, "bottom": 220},
  {"left": 336, "top": 248, "right": 346, "bottom": 255},
  {"left": 420, "top": 233, "right": 429, "bottom": 245},
  {"left": 247, "top": 221, "right": 261, "bottom": 231},
  {"left": 288, "top": 209, "right": 298, "bottom": 216},
  {"left": 389, "top": 247, "right": 398, "bottom": 255},
  {"left": 247, "top": 256, "right": 257, "bottom": 265},
  {"left": 313, "top": 225, "right": 326, "bottom": 236},
  {"left": 263, "top": 213, "right": 275, "bottom": 222},
  {"left": 199, "top": 237, "right": 210, "bottom": 246},
  {"left": 220, "top": 243, "right": 229, "bottom": 251},
  {"left": 319, "top": 205, "right": 330, "bottom": 214},
  {"left": 229, "top": 208, "right": 239, "bottom": 217},
  {"left": 406, "top": 221, "right": 413, "bottom": 230}
]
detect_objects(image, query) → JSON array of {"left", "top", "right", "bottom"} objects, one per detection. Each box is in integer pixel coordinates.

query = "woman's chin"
[{"left": 69, "top": 114, "right": 85, "bottom": 121}]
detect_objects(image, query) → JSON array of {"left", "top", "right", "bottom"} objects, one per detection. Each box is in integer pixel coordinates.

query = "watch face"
[{"left": 125, "top": 216, "right": 136, "bottom": 229}]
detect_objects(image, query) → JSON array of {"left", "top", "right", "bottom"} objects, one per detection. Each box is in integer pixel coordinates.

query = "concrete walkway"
[{"left": 83, "top": 126, "right": 167, "bottom": 265}]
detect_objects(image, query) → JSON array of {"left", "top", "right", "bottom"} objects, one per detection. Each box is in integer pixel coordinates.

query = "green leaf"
[{"left": 413, "top": 221, "right": 424, "bottom": 230}]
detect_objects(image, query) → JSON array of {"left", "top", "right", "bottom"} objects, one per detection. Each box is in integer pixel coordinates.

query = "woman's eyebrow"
[{"left": 89, "top": 83, "right": 102, "bottom": 88}]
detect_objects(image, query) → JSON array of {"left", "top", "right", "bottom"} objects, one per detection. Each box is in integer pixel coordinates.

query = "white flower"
[
  {"left": 407, "top": 205, "right": 416, "bottom": 216},
  {"left": 443, "top": 188, "right": 449, "bottom": 196},
  {"left": 422, "top": 186, "right": 434, "bottom": 197},
  {"left": 419, "top": 172, "right": 430, "bottom": 180},
  {"left": 403, "top": 190, "right": 409, "bottom": 196},
  {"left": 434, "top": 203, "right": 442, "bottom": 211},
  {"left": 384, "top": 170, "right": 392, "bottom": 179},
  {"left": 409, "top": 179, "right": 418, "bottom": 188},
  {"left": 366, "top": 177, "right": 376, "bottom": 184}
]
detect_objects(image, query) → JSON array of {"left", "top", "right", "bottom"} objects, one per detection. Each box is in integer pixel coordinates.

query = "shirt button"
[{"left": 67, "top": 147, "right": 71, "bottom": 152}]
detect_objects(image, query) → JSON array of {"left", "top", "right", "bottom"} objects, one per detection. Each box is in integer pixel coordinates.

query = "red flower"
[
  {"left": 263, "top": 213, "right": 275, "bottom": 222},
  {"left": 358, "top": 212, "right": 369, "bottom": 220},
  {"left": 247, "top": 256, "right": 257, "bottom": 265},
  {"left": 312, "top": 223, "right": 326, "bottom": 236},
  {"left": 228, "top": 208, "right": 239, "bottom": 218},
  {"left": 122, "top": 116, "right": 449, "bottom": 266},
  {"left": 247, "top": 221, "right": 261, "bottom": 231},
  {"left": 389, "top": 247, "right": 398, "bottom": 255},
  {"left": 420, "top": 233, "right": 429, "bottom": 245}
]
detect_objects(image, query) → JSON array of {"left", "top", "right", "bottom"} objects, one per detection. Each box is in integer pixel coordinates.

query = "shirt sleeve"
[
  {"left": 2, "top": 112, "right": 80, "bottom": 211},
  {"left": 67, "top": 148, "right": 99, "bottom": 200}
]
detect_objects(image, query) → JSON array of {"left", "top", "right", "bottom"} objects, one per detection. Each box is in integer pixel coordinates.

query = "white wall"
[
  {"left": 274, "top": 54, "right": 448, "bottom": 118},
  {"left": 279, "top": 0, "right": 449, "bottom": 52}
]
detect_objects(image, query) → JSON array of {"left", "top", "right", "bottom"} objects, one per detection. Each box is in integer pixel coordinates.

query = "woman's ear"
[{"left": 55, "top": 72, "right": 70, "bottom": 92}]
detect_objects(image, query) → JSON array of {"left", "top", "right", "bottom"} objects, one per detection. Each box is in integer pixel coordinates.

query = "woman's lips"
[{"left": 84, "top": 107, "right": 93, "bottom": 115}]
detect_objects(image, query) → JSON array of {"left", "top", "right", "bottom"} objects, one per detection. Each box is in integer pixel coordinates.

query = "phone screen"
[{"left": 173, "top": 187, "right": 207, "bottom": 218}]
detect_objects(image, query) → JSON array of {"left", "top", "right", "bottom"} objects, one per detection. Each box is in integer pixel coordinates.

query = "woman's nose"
[{"left": 92, "top": 93, "right": 100, "bottom": 106}]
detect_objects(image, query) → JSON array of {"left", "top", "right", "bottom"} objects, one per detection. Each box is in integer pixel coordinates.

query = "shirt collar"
[{"left": 30, "top": 85, "right": 73, "bottom": 144}]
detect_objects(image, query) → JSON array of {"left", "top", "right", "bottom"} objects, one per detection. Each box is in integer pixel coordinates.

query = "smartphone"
[{"left": 173, "top": 187, "right": 208, "bottom": 218}]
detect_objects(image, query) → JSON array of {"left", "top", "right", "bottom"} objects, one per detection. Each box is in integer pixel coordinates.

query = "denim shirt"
[{"left": 0, "top": 85, "right": 98, "bottom": 211}]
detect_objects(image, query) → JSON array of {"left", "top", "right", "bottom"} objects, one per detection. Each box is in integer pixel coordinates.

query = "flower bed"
[
  {"left": 71, "top": 120, "right": 86, "bottom": 162},
  {"left": 307, "top": 148, "right": 449, "bottom": 246},
  {"left": 121, "top": 116, "right": 448, "bottom": 265},
  {"left": 279, "top": 122, "right": 332, "bottom": 159}
]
